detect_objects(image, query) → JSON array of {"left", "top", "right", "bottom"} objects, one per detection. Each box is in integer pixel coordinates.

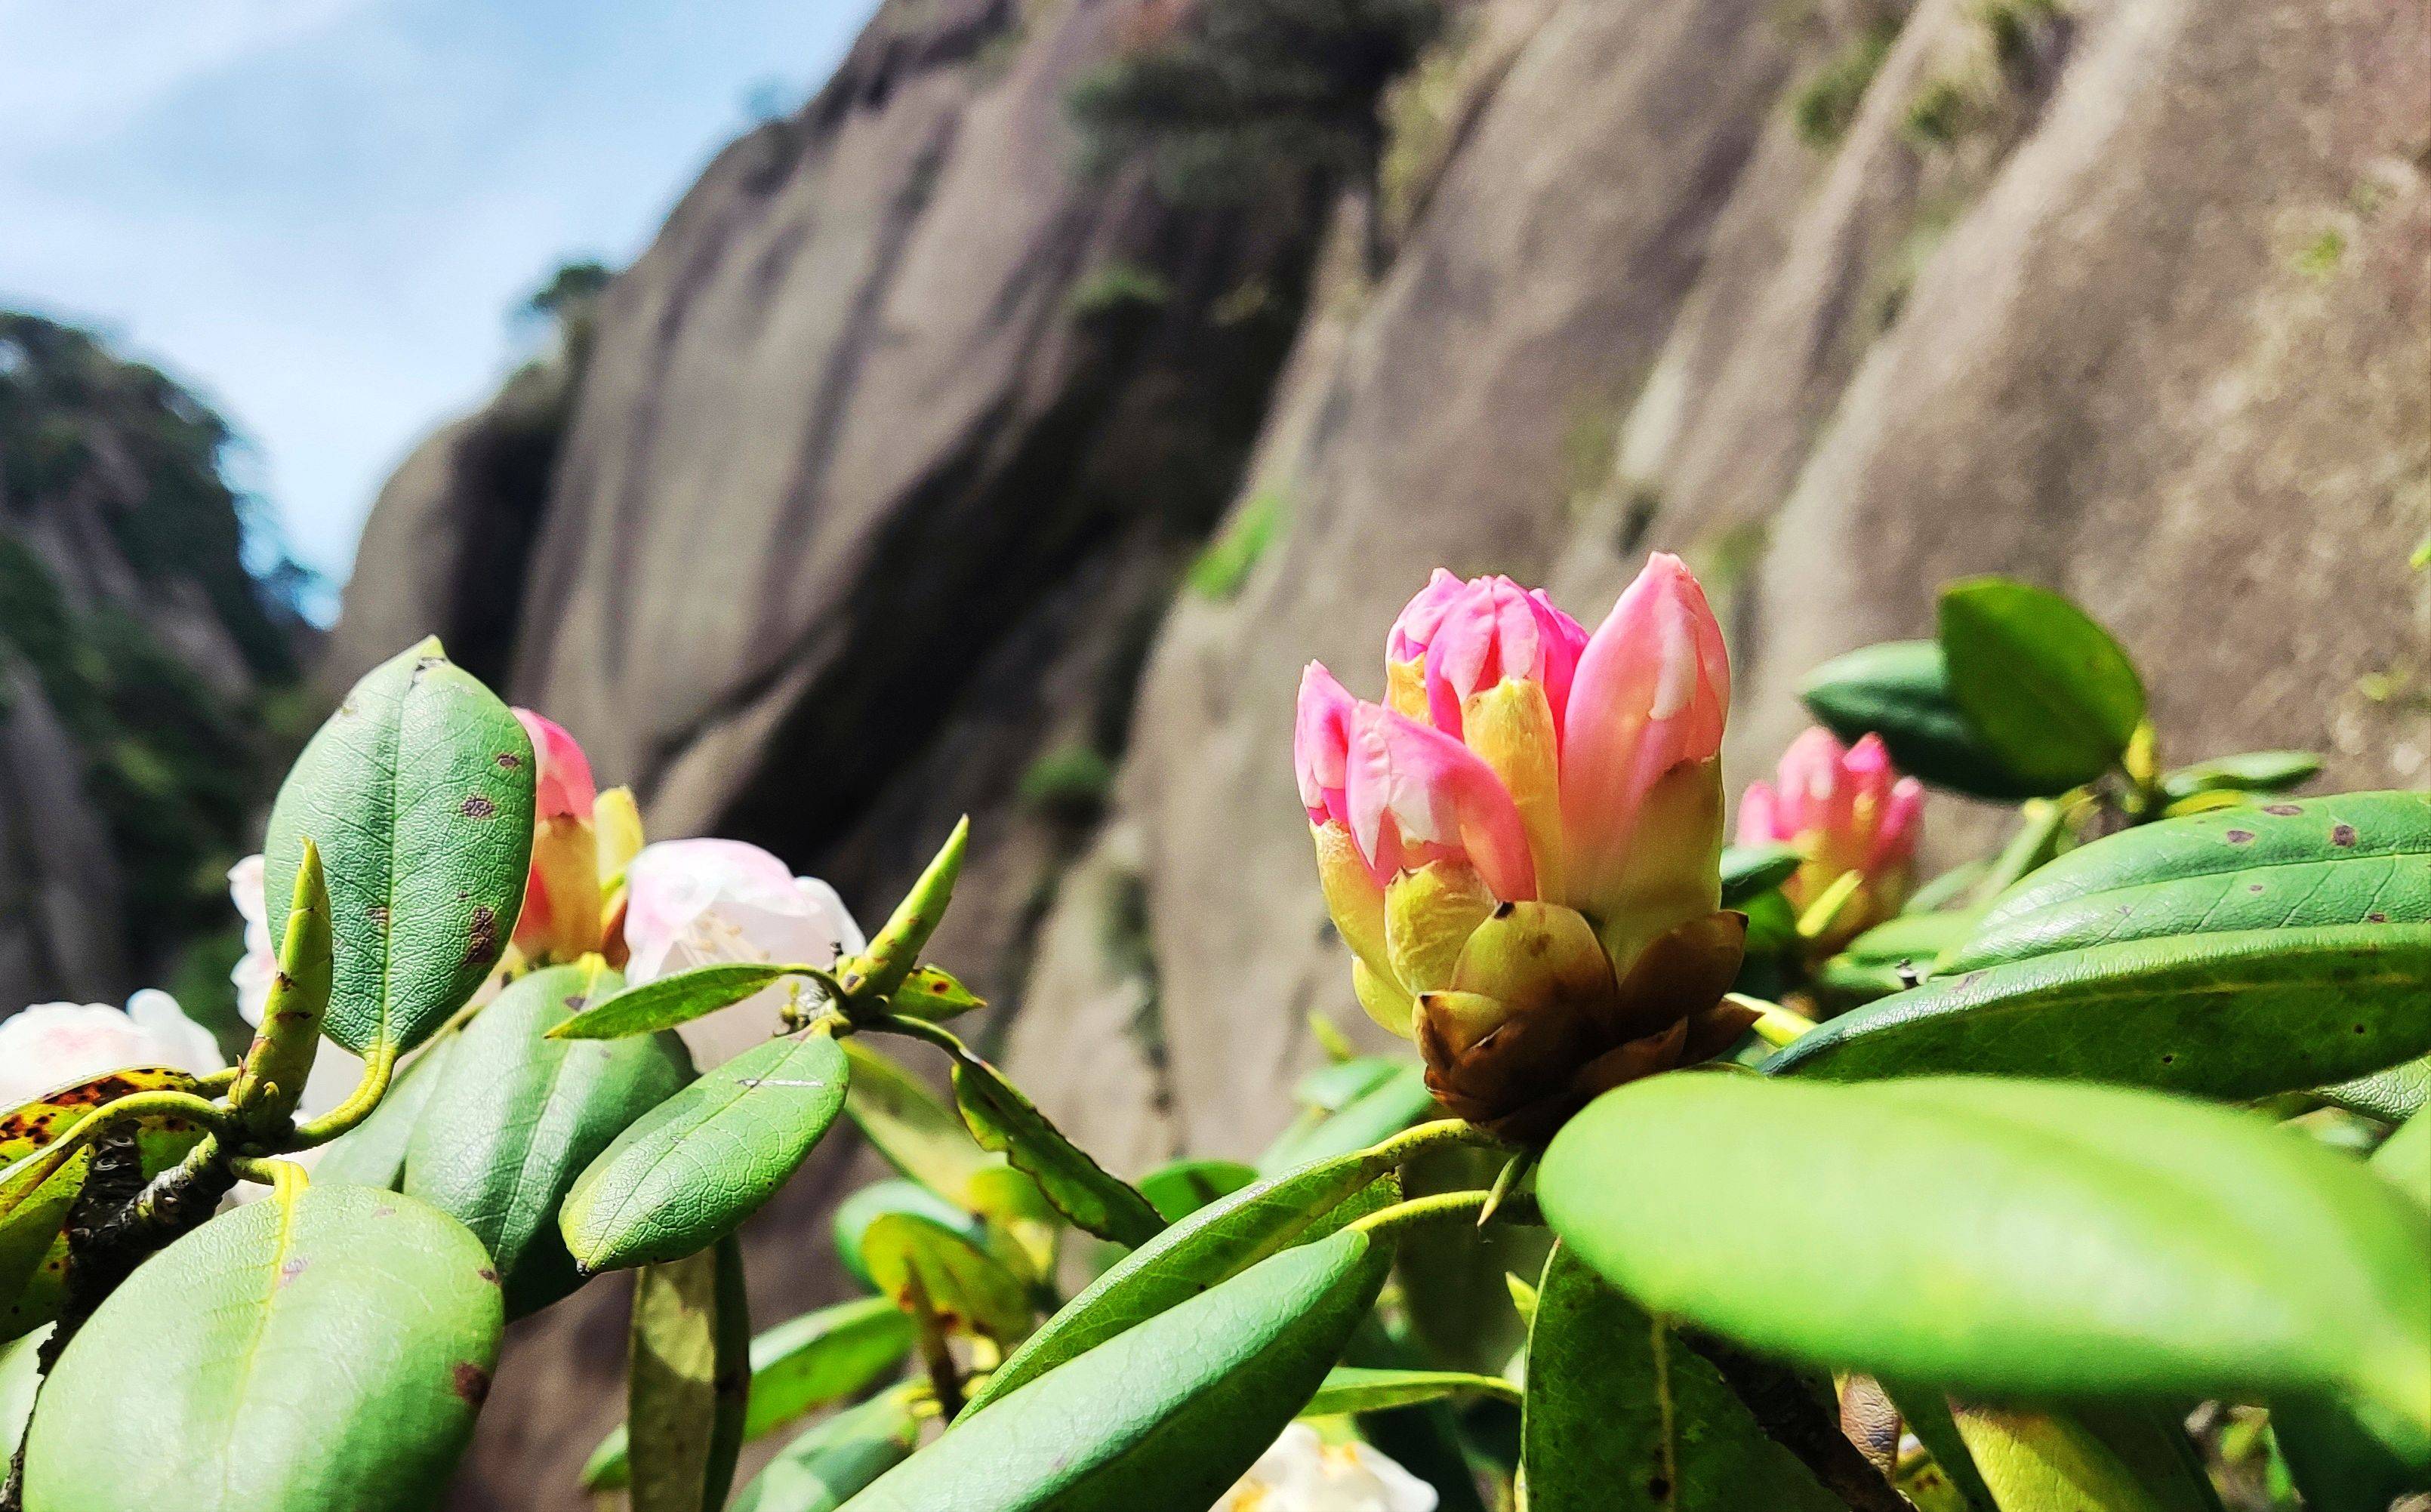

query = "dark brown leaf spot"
[
  {"left": 2248, "top": 882, "right": 2266, "bottom": 893},
  {"left": 451, "top": 1363, "right": 492, "bottom": 1406},
  {"left": 2331, "top": 824, "right": 2357, "bottom": 847},
  {"left": 459, "top": 794, "right": 497, "bottom": 820},
  {"left": 2369, "top": 912, "right": 2389, "bottom": 923},
  {"left": 494, "top": 751, "right": 523, "bottom": 769},
  {"left": 2224, "top": 830, "right": 2255, "bottom": 845},
  {"left": 476, "top": 1266, "right": 499, "bottom": 1284},
  {"left": 464, "top": 906, "right": 499, "bottom": 968},
  {"left": 2263, "top": 804, "right": 2302, "bottom": 816}
]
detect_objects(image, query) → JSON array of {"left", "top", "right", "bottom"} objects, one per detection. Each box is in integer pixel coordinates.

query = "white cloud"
[{"left": 0, "top": 0, "right": 383, "bottom": 149}]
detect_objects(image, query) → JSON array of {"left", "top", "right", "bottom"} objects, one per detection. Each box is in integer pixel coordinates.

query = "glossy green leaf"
[
  {"left": 0, "top": 1325, "right": 42, "bottom": 1466},
  {"left": 550, "top": 962, "right": 818, "bottom": 1042},
  {"left": 1522, "top": 1243, "right": 1847, "bottom": 1512},
  {"left": 561, "top": 1028, "right": 849, "bottom": 1272},
  {"left": 965, "top": 1144, "right": 1403, "bottom": 1415},
  {"left": 951, "top": 1058, "right": 1164, "bottom": 1247},
  {"left": 849, "top": 1228, "right": 1390, "bottom": 1511},
  {"left": 1722, "top": 844, "right": 1804, "bottom": 907},
  {"left": 842, "top": 1041, "right": 1025, "bottom": 1214},
  {"left": 1539, "top": 1075, "right": 2431, "bottom": 1448},
  {"left": 731, "top": 1388, "right": 923, "bottom": 1512},
  {"left": 1302, "top": 1366, "right": 1517, "bottom": 1416},
  {"left": 2319, "top": 1055, "right": 2431, "bottom": 1123},
  {"left": 1136, "top": 1159, "right": 1258, "bottom": 1222},
  {"left": 403, "top": 960, "right": 692, "bottom": 1315},
  {"left": 1939, "top": 577, "right": 2145, "bottom": 791},
  {"left": 1952, "top": 790, "right": 2431, "bottom": 969},
  {"left": 1767, "top": 923, "right": 2431, "bottom": 1101},
  {"left": 1952, "top": 1403, "right": 2223, "bottom": 1512},
  {"left": 1256, "top": 1061, "right": 1437, "bottom": 1176},
  {"left": 310, "top": 1033, "right": 458, "bottom": 1190},
  {"left": 861, "top": 1212, "right": 1033, "bottom": 1346},
  {"left": 1800, "top": 640, "right": 2047, "bottom": 800},
  {"left": 266, "top": 639, "right": 535, "bottom": 1055},
  {"left": 834, "top": 1179, "right": 985, "bottom": 1288},
  {"left": 2160, "top": 750, "right": 2321, "bottom": 802},
  {"left": 1816, "top": 910, "right": 1976, "bottom": 1002},
  {"left": 229, "top": 839, "right": 333, "bottom": 1131},
  {"left": 21, "top": 1184, "right": 504, "bottom": 1512},
  {"left": 628, "top": 1236, "right": 750, "bottom": 1512},
  {"left": 583, "top": 1295, "right": 913, "bottom": 1489}
]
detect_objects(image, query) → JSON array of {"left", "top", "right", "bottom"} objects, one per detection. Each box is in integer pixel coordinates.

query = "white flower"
[
  {"left": 228, "top": 854, "right": 362, "bottom": 1120},
  {"left": 622, "top": 839, "right": 865, "bottom": 1067},
  {"left": 0, "top": 991, "right": 226, "bottom": 1109},
  {"left": 1216, "top": 1424, "right": 1438, "bottom": 1512}
]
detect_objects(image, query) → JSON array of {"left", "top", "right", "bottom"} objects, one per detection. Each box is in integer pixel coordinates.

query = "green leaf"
[
  {"left": 834, "top": 1179, "right": 987, "bottom": 1288},
  {"left": 883, "top": 964, "right": 985, "bottom": 1024},
  {"left": 552, "top": 962, "right": 819, "bottom": 1041},
  {"left": 0, "top": 1326, "right": 42, "bottom": 1467},
  {"left": 1521, "top": 1243, "right": 1848, "bottom": 1512},
  {"left": 229, "top": 839, "right": 332, "bottom": 1131},
  {"left": 310, "top": 1033, "right": 458, "bottom": 1191},
  {"left": 965, "top": 1144, "right": 1403, "bottom": 1415},
  {"left": 2160, "top": 750, "right": 2322, "bottom": 801},
  {"left": 1952, "top": 1403, "right": 2223, "bottom": 1512},
  {"left": 842, "top": 1041, "right": 1031, "bottom": 1215},
  {"left": 1878, "top": 1384, "right": 1996, "bottom": 1512},
  {"left": 20, "top": 1184, "right": 504, "bottom": 1512},
  {"left": 730, "top": 1388, "right": 923, "bottom": 1512},
  {"left": 627, "top": 1236, "right": 750, "bottom": 1512},
  {"left": 583, "top": 1296, "right": 916, "bottom": 1491},
  {"left": 266, "top": 639, "right": 535, "bottom": 1055},
  {"left": 1539, "top": 1075, "right": 2431, "bottom": 1448},
  {"left": 1721, "top": 844, "right": 1804, "bottom": 907},
  {"left": 951, "top": 1058, "right": 1165, "bottom": 1247},
  {"left": 2376, "top": 1104, "right": 2431, "bottom": 1209},
  {"left": 861, "top": 1211, "right": 1034, "bottom": 1346},
  {"left": 1394, "top": 1143, "right": 1548, "bottom": 1375},
  {"left": 402, "top": 960, "right": 692, "bottom": 1316},
  {"left": 1939, "top": 577, "right": 2145, "bottom": 791},
  {"left": 1256, "top": 1061, "right": 1438, "bottom": 1176},
  {"left": 1301, "top": 1366, "right": 1517, "bottom": 1417},
  {"left": 1768, "top": 923, "right": 2431, "bottom": 1101},
  {"left": 2319, "top": 1056, "right": 2430, "bottom": 1123},
  {"left": 1816, "top": 910, "right": 1977, "bottom": 1002},
  {"left": 1136, "top": 1159, "right": 1258, "bottom": 1223},
  {"left": 846, "top": 1229, "right": 1391, "bottom": 1511},
  {"left": 1293, "top": 1057, "right": 1400, "bottom": 1113},
  {"left": 1952, "top": 790, "right": 2431, "bottom": 969},
  {"left": 560, "top": 1029, "right": 849, "bottom": 1272},
  {"left": 1799, "top": 641, "right": 2047, "bottom": 800}
]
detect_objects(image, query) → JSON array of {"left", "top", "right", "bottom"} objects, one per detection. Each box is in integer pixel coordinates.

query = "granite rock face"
[{"left": 331, "top": 0, "right": 2428, "bottom": 1499}]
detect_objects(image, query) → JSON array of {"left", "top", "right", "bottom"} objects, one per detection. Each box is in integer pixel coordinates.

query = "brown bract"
[{"left": 1417, "top": 910, "right": 1753, "bottom": 1144}]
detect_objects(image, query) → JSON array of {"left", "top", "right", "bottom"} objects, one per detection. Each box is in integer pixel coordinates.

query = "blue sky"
[{"left": 0, "top": 0, "right": 881, "bottom": 617}]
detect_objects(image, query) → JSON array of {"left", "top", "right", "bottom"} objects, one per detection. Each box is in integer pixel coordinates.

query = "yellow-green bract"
[{"left": 21, "top": 1184, "right": 504, "bottom": 1512}]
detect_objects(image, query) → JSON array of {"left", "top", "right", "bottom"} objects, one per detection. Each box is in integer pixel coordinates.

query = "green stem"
[
  {"left": 1348, "top": 1188, "right": 1497, "bottom": 1243},
  {"left": 226, "top": 1156, "right": 307, "bottom": 1199},
  {"left": 1362, "top": 1117, "right": 1505, "bottom": 1169},
  {"left": 288, "top": 1042, "right": 396, "bottom": 1147}
]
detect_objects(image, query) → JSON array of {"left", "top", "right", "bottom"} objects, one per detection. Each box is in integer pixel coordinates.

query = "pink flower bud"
[
  {"left": 1558, "top": 553, "right": 1730, "bottom": 921},
  {"left": 1344, "top": 703, "right": 1537, "bottom": 904},
  {"left": 1294, "top": 662, "right": 1358, "bottom": 832},
  {"left": 514, "top": 709, "right": 597, "bottom": 821},
  {"left": 1387, "top": 568, "right": 1468, "bottom": 668},
  {"left": 1420, "top": 575, "right": 1587, "bottom": 737},
  {"left": 1739, "top": 728, "right": 1924, "bottom": 927}
]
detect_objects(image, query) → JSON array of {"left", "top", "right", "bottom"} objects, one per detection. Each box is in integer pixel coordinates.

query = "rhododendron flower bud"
[
  {"left": 512, "top": 709, "right": 605, "bottom": 963},
  {"left": 1294, "top": 554, "right": 1746, "bottom": 1140},
  {"left": 1216, "top": 1423, "right": 1437, "bottom": 1512},
  {"left": 623, "top": 838, "right": 864, "bottom": 1066},
  {"left": 0, "top": 992, "right": 224, "bottom": 1110},
  {"left": 1740, "top": 727, "right": 1924, "bottom": 948}
]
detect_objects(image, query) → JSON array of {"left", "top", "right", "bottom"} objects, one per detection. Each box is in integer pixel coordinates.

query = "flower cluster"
[
  {"left": 1296, "top": 556, "right": 1755, "bottom": 1140},
  {"left": 1738, "top": 727, "right": 1924, "bottom": 950}
]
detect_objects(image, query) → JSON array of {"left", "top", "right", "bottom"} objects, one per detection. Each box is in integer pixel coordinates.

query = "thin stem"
[
  {"left": 226, "top": 1156, "right": 307, "bottom": 1200},
  {"left": 288, "top": 1042, "right": 397, "bottom": 1147},
  {"left": 864, "top": 1012, "right": 969, "bottom": 1061},
  {"left": 1348, "top": 1188, "right": 1496, "bottom": 1243},
  {"left": 902, "top": 1273, "right": 966, "bottom": 1421}
]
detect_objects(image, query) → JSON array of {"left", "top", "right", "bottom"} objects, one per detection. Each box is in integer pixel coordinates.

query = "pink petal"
[
  {"left": 1736, "top": 781, "right": 1784, "bottom": 847},
  {"left": 1558, "top": 554, "right": 1729, "bottom": 897},
  {"left": 1421, "top": 576, "right": 1589, "bottom": 736},
  {"left": 1294, "top": 661, "right": 1358, "bottom": 827},
  {"left": 1387, "top": 568, "right": 1467, "bottom": 667},
  {"left": 513, "top": 709, "right": 597, "bottom": 821},
  {"left": 1345, "top": 704, "right": 1536, "bottom": 901}
]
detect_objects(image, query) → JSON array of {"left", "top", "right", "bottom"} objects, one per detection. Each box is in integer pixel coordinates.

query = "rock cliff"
[
  {"left": 0, "top": 313, "right": 303, "bottom": 1021},
  {"left": 330, "top": 0, "right": 2429, "bottom": 1499}
]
